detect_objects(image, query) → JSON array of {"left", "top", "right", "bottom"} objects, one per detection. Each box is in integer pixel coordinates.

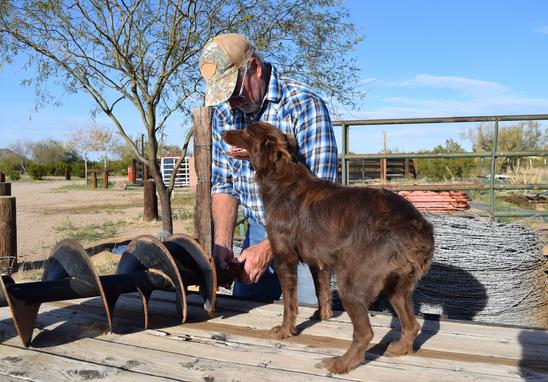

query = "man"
[{"left": 199, "top": 33, "right": 338, "bottom": 302}]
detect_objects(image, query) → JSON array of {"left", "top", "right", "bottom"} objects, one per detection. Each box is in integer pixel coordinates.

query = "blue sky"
[{"left": 1, "top": 0, "right": 547, "bottom": 155}]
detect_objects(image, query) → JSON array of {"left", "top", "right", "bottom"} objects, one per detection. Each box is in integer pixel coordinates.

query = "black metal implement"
[{"left": 0, "top": 233, "right": 240, "bottom": 347}]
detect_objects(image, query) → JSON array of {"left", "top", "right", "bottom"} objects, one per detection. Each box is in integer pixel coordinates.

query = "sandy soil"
[{"left": 9, "top": 177, "right": 192, "bottom": 264}]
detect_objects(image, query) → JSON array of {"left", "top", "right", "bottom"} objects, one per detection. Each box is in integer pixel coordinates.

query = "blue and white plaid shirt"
[{"left": 211, "top": 65, "right": 338, "bottom": 226}]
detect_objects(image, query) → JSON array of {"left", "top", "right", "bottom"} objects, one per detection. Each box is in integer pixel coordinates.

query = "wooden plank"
[
  {"left": 1, "top": 291, "right": 546, "bottom": 380},
  {"left": 99, "top": 292, "right": 548, "bottom": 365},
  {"left": 0, "top": 309, "right": 353, "bottom": 382},
  {"left": 0, "top": 302, "right": 535, "bottom": 382},
  {"left": 0, "top": 344, "right": 173, "bottom": 381},
  {"left": 15, "top": 293, "right": 546, "bottom": 380}
]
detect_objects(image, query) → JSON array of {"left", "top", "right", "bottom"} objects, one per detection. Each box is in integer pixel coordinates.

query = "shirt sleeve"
[
  {"left": 210, "top": 112, "right": 239, "bottom": 200},
  {"left": 295, "top": 97, "right": 338, "bottom": 182}
]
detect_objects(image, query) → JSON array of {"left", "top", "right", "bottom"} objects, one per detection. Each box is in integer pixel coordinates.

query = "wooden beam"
[
  {"left": 0, "top": 196, "right": 16, "bottom": 273},
  {"left": 0, "top": 182, "right": 10, "bottom": 196},
  {"left": 192, "top": 107, "right": 213, "bottom": 256}
]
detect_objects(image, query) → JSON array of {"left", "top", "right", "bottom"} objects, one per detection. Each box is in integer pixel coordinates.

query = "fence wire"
[{"left": 332, "top": 214, "right": 547, "bottom": 327}]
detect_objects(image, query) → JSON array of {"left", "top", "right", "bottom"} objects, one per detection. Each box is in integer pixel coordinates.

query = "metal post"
[
  {"left": 489, "top": 120, "right": 499, "bottom": 220},
  {"left": 341, "top": 124, "right": 349, "bottom": 185}
]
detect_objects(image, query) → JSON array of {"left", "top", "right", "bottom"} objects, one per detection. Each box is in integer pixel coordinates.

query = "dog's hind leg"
[
  {"left": 322, "top": 274, "right": 382, "bottom": 374},
  {"left": 270, "top": 259, "right": 299, "bottom": 339},
  {"left": 309, "top": 265, "right": 333, "bottom": 321},
  {"left": 386, "top": 277, "right": 420, "bottom": 356}
]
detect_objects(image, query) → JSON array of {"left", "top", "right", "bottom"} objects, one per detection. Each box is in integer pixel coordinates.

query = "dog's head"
[{"left": 222, "top": 122, "right": 297, "bottom": 173}]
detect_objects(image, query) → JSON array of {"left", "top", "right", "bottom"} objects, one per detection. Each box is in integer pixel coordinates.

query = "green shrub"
[
  {"left": 7, "top": 169, "right": 21, "bottom": 181},
  {"left": 0, "top": 153, "right": 23, "bottom": 181},
  {"left": 28, "top": 162, "right": 48, "bottom": 180},
  {"left": 416, "top": 139, "right": 476, "bottom": 181}
]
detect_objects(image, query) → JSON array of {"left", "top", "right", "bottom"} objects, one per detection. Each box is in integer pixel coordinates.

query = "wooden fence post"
[
  {"left": 192, "top": 107, "right": 213, "bottom": 257},
  {"left": 65, "top": 166, "right": 71, "bottom": 180},
  {"left": 0, "top": 196, "right": 17, "bottom": 275},
  {"left": 143, "top": 179, "right": 158, "bottom": 221},
  {"left": 103, "top": 170, "right": 109, "bottom": 189},
  {"left": 0, "top": 183, "right": 11, "bottom": 196},
  {"left": 91, "top": 171, "right": 97, "bottom": 189},
  {"left": 0, "top": 171, "right": 5, "bottom": 183}
]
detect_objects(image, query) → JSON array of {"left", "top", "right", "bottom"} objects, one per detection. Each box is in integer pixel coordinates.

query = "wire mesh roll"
[{"left": 332, "top": 214, "right": 547, "bottom": 328}]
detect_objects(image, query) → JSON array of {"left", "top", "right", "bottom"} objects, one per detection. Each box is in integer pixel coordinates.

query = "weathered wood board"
[{"left": 0, "top": 291, "right": 546, "bottom": 381}]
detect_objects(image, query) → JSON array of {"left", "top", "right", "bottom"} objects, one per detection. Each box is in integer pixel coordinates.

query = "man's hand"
[{"left": 237, "top": 240, "right": 272, "bottom": 284}]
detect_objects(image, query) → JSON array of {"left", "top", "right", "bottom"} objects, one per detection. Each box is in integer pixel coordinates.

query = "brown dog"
[{"left": 222, "top": 122, "right": 435, "bottom": 374}]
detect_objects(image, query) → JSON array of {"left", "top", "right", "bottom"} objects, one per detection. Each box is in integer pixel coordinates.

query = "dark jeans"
[{"left": 233, "top": 219, "right": 318, "bottom": 304}]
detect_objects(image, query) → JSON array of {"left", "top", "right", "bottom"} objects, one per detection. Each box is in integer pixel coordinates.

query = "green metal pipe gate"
[{"left": 333, "top": 114, "right": 548, "bottom": 219}]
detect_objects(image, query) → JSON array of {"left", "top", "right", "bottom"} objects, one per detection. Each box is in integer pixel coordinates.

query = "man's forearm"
[{"left": 212, "top": 193, "right": 238, "bottom": 248}]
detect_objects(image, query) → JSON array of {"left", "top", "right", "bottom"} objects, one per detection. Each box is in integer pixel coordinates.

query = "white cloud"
[
  {"left": 346, "top": 73, "right": 548, "bottom": 119},
  {"left": 396, "top": 74, "right": 509, "bottom": 96},
  {"left": 535, "top": 25, "right": 548, "bottom": 34}
]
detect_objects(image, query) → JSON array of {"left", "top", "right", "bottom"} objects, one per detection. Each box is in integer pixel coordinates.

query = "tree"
[
  {"left": 416, "top": 139, "right": 476, "bottom": 181},
  {"left": 67, "top": 126, "right": 95, "bottom": 185},
  {"left": 89, "top": 126, "right": 121, "bottom": 171},
  {"left": 30, "top": 138, "right": 65, "bottom": 164},
  {"left": 8, "top": 139, "right": 32, "bottom": 173},
  {"left": 0, "top": 0, "right": 362, "bottom": 235},
  {"left": 462, "top": 121, "right": 547, "bottom": 172}
]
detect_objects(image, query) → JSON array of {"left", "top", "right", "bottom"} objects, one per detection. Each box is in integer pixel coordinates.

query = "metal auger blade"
[
  {"left": 117, "top": 235, "right": 188, "bottom": 326},
  {"left": 43, "top": 239, "right": 112, "bottom": 333},
  {"left": 0, "top": 275, "right": 40, "bottom": 347},
  {"left": 165, "top": 234, "right": 217, "bottom": 317}
]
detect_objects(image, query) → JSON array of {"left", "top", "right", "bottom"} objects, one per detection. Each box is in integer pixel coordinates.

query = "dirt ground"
[{"left": 9, "top": 177, "right": 194, "bottom": 265}]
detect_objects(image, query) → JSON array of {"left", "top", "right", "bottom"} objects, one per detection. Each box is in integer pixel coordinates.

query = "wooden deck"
[{"left": 0, "top": 291, "right": 547, "bottom": 381}]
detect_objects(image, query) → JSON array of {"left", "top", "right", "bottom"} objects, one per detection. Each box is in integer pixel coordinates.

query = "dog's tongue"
[{"left": 228, "top": 146, "right": 248, "bottom": 156}]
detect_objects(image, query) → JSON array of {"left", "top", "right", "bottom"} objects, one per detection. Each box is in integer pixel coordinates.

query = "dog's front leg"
[{"left": 270, "top": 258, "right": 299, "bottom": 339}]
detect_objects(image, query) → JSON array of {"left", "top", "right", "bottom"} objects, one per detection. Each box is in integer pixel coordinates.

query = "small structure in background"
[
  {"left": 342, "top": 158, "right": 418, "bottom": 183},
  {"left": 127, "top": 156, "right": 197, "bottom": 191},
  {"left": 159, "top": 156, "right": 197, "bottom": 190}
]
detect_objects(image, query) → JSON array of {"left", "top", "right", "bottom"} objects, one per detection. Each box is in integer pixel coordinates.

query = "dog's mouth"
[
  {"left": 227, "top": 145, "right": 248, "bottom": 156},
  {"left": 222, "top": 131, "right": 250, "bottom": 159}
]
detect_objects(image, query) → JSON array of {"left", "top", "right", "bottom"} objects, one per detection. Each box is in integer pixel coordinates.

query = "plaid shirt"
[{"left": 211, "top": 65, "right": 338, "bottom": 225}]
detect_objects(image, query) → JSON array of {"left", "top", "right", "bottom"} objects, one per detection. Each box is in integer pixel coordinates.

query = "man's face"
[{"left": 228, "top": 58, "right": 264, "bottom": 114}]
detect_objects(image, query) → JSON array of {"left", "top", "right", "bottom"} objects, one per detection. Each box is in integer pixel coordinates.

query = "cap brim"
[{"left": 204, "top": 69, "right": 239, "bottom": 107}]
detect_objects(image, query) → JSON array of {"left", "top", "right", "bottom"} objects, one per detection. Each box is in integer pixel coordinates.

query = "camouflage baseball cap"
[{"left": 199, "top": 34, "right": 254, "bottom": 107}]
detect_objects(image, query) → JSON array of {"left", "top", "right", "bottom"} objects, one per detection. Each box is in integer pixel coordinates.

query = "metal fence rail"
[{"left": 333, "top": 114, "right": 548, "bottom": 219}]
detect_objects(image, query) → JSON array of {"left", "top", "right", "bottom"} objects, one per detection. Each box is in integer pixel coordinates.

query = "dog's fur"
[{"left": 222, "top": 122, "right": 435, "bottom": 374}]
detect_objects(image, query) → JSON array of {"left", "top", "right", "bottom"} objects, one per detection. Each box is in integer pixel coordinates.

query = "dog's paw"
[
  {"left": 310, "top": 307, "right": 333, "bottom": 321},
  {"left": 386, "top": 340, "right": 413, "bottom": 356},
  {"left": 269, "top": 325, "right": 297, "bottom": 339},
  {"left": 322, "top": 355, "right": 360, "bottom": 374}
]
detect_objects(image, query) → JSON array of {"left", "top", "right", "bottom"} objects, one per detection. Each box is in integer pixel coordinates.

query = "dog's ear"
[
  {"left": 257, "top": 132, "right": 294, "bottom": 172},
  {"left": 283, "top": 134, "right": 298, "bottom": 160}
]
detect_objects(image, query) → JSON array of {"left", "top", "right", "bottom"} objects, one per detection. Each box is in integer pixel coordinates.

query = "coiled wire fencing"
[{"left": 332, "top": 214, "right": 547, "bottom": 327}]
